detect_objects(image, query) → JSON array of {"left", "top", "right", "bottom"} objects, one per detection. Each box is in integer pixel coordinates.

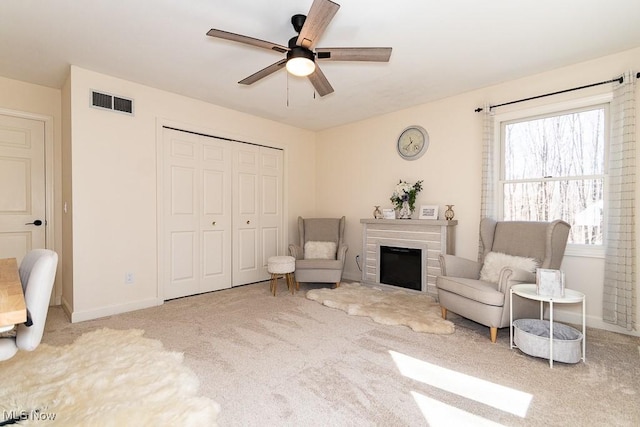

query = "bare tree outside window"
[{"left": 501, "top": 106, "right": 606, "bottom": 245}]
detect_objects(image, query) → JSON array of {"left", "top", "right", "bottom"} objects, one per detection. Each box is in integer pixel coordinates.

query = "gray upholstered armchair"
[
  {"left": 436, "top": 218, "right": 570, "bottom": 343},
  {"left": 288, "top": 216, "right": 348, "bottom": 288}
]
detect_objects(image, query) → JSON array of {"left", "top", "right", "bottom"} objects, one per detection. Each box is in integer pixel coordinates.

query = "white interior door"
[
  {"left": 0, "top": 114, "right": 46, "bottom": 264},
  {"left": 163, "top": 128, "right": 232, "bottom": 299}
]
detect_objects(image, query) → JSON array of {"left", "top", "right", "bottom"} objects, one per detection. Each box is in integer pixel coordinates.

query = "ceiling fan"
[{"left": 206, "top": 0, "right": 392, "bottom": 97}]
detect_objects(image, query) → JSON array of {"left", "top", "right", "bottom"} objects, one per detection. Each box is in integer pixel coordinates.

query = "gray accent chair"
[
  {"left": 288, "top": 216, "right": 348, "bottom": 288},
  {"left": 436, "top": 218, "right": 570, "bottom": 343}
]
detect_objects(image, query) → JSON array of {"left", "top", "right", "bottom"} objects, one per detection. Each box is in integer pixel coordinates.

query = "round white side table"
[{"left": 510, "top": 283, "right": 586, "bottom": 368}]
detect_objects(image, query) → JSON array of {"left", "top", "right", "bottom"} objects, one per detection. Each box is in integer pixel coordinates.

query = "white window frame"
[{"left": 492, "top": 93, "right": 612, "bottom": 258}]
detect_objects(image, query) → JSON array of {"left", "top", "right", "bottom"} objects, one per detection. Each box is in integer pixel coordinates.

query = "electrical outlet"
[{"left": 125, "top": 272, "right": 135, "bottom": 284}]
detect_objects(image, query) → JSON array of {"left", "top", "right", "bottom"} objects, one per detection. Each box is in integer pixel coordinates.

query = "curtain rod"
[{"left": 474, "top": 75, "right": 625, "bottom": 113}]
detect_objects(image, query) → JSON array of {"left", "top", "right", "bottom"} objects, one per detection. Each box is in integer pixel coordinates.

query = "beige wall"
[
  {"left": 66, "top": 66, "right": 316, "bottom": 321},
  {"left": 2, "top": 46, "right": 639, "bottom": 336},
  {"left": 0, "top": 75, "right": 63, "bottom": 304},
  {"left": 317, "top": 47, "right": 640, "bottom": 336}
]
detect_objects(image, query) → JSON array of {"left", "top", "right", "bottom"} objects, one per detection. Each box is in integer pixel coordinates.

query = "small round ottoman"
[{"left": 267, "top": 256, "right": 297, "bottom": 296}]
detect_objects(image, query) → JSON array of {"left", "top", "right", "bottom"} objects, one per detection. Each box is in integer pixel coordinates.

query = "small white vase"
[{"left": 398, "top": 200, "right": 412, "bottom": 219}]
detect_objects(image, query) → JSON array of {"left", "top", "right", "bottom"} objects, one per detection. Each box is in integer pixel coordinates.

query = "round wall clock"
[{"left": 397, "top": 125, "right": 429, "bottom": 160}]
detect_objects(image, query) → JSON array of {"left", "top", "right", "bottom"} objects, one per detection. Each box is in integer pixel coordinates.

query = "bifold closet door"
[
  {"left": 162, "top": 128, "right": 232, "bottom": 299},
  {"left": 233, "top": 145, "right": 283, "bottom": 286}
]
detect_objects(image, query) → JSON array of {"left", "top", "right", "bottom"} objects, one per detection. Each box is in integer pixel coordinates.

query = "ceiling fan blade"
[
  {"left": 238, "top": 59, "right": 287, "bottom": 85},
  {"left": 307, "top": 65, "right": 334, "bottom": 97},
  {"left": 316, "top": 47, "right": 392, "bottom": 62},
  {"left": 296, "top": 0, "right": 340, "bottom": 49},
  {"left": 207, "top": 29, "right": 288, "bottom": 53}
]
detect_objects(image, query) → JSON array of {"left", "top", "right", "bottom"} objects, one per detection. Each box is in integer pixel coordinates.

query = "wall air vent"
[{"left": 90, "top": 90, "right": 134, "bottom": 115}]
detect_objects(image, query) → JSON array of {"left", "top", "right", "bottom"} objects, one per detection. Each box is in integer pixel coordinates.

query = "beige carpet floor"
[{"left": 39, "top": 281, "right": 640, "bottom": 426}]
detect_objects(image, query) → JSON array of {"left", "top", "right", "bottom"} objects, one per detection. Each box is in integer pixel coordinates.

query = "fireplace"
[
  {"left": 361, "top": 219, "right": 457, "bottom": 297},
  {"left": 379, "top": 246, "right": 422, "bottom": 291}
]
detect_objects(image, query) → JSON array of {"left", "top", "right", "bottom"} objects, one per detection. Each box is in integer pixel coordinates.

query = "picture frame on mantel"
[
  {"left": 382, "top": 208, "right": 395, "bottom": 219},
  {"left": 418, "top": 205, "right": 438, "bottom": 220}
]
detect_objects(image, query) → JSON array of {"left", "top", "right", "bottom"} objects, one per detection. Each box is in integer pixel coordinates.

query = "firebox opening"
[{"left": 379, "top": 246, "right": 422, "bottom": 291}]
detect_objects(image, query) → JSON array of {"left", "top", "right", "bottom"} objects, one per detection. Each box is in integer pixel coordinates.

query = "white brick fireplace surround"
[{"left": 360, "top": 219, "right": 457, "bottom": 297}]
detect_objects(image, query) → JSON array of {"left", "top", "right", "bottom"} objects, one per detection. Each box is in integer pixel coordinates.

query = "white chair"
[{"left": 0, "top": 249, "right": 58, "bottom": 361}]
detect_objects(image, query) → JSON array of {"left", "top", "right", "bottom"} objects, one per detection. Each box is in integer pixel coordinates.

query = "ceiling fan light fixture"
[{"left": 286, "top": 47, "right": 315, "bottom": 77}]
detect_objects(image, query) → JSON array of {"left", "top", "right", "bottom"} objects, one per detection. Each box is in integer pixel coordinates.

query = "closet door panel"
[
  {"left": 233, "top": 145, "right": 261, "bottom": 285},
  {"left": 202, "top": 171, "right": 224, "bottom": 214},
  {"left": 238, "top": 228, "right": 258, "bottom": 270},
  {"left": 238, "top": 173, "right": 257, "bottom": 214},
  {"left": 163, "top": 128, "right": 232, "bottom": 300},
  {"left": 169, "top": 231, "right": 198, "bottom": 298},
  {"left": 164, "top": 130, "right": 200, "bottom": 299},
  {"left": 262, "top": 227, "right": 279, "bottom": 267},
  {"left": 199, "top": 138, "right": 232, "bottom": 292},
  {"left": 260, "top": 147, "right": 283, "bottom": 262},
  {"left": 262, "top": 175, "right": 279, "bottom": 215},
  {"left": 202, "top": 230, "right": 225, "bottom": 276},
  {"left": 200, "top": 169, "right": 229, "bottom": 282},
  {"left": 171, "top": 167, "right": 195, "bottom": 215},
  {"left": 169, "top": 166, "right": 197, "bottom": 290}
]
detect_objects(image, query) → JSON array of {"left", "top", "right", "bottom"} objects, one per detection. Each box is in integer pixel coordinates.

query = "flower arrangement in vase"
[{"left": 390, "top": 180, "right": 423, "bottom": 219}]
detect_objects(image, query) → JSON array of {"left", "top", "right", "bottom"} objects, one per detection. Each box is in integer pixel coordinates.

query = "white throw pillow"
[
  {"left": 479, "top": 251, "right": 538, "bottom": 283},
  {"left": 304, "top": 241, "right": 337, "bottom": 260}
]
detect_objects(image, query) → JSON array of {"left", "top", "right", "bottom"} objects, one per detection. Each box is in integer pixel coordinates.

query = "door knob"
[
  {"left": 212, "top": 221, "right": 216, "bottom": 226},
  {"left": 25, "top": 220, "right": 43, "bottom": 226},
  {"left": 246, "top": 220, "right": 250, "bottom": 224}
]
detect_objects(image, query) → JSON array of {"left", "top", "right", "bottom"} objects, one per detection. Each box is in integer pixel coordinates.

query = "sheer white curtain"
[
  {"left": 478, "top": 105, "right": 495, "bottom": 259},
  {"left": 603, "top": 71, "right": 637, "bottom": 331}
]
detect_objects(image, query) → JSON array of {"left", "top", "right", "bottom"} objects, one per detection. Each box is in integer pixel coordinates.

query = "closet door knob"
[
  {"left": 246, "top": 220, "right": 251, "bottom": 224},
  {"left": 212, "top": 221, "right": 216, "bottom": 226}
]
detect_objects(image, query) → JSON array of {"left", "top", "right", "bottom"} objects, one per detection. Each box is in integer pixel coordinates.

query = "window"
[{"left": 498, "top": 101, "right": 608, "bottom": 250}]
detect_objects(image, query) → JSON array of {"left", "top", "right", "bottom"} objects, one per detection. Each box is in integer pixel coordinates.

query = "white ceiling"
[{"left": 1, "top": 0, "right": 640, "bottom": 131}]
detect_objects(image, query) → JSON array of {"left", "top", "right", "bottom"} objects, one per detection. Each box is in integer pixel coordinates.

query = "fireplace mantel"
[{"left": 360, "top": 219, "right": 457, "bottom": 296}]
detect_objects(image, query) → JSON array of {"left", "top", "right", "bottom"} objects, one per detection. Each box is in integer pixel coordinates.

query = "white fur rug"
[
  {"left": 0, "top": 328, "right": 219, "bottom": 426},
  {"left": 306, "top": 282, "right": 455, "bottom": 334}
]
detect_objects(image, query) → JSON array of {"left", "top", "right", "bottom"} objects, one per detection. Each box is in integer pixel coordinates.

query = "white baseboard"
[
  {"left": 552, "top": 308, "right": 640, "bottom": 337},
  {"left": 70, "top": 297, "right": 163, "bottom": 323}
]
